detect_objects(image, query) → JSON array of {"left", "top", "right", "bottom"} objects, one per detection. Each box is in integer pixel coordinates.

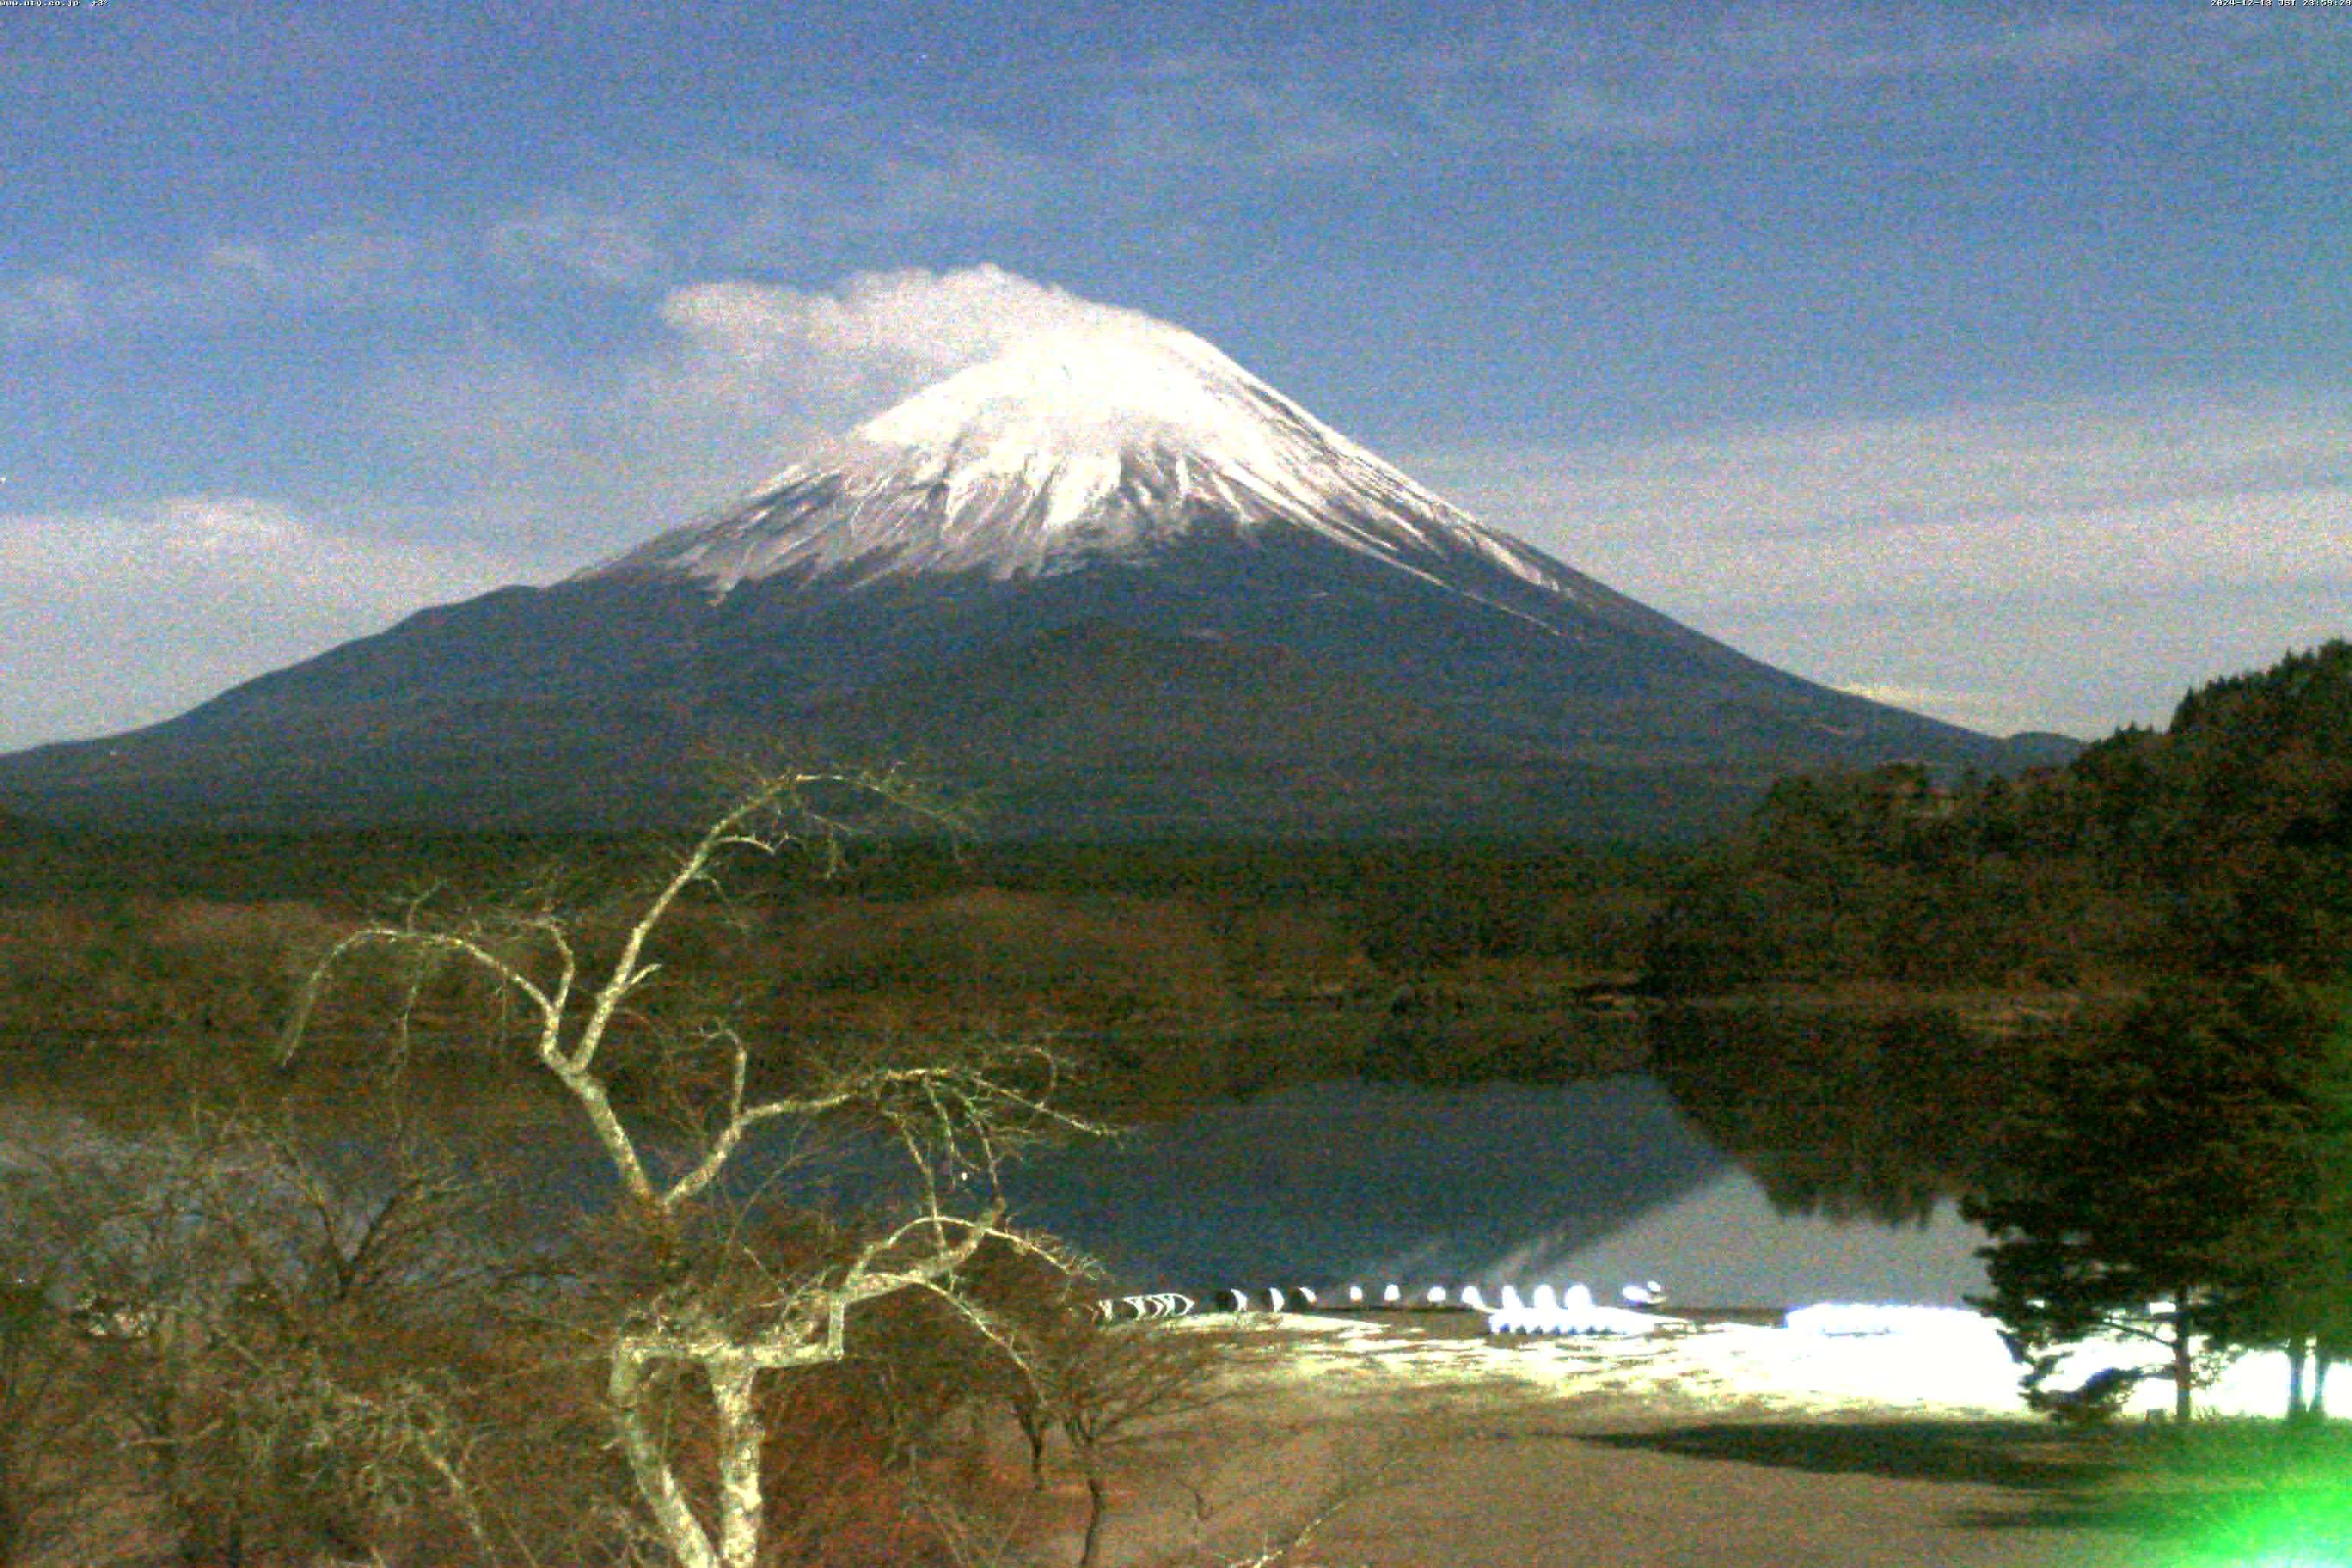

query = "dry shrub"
[
  {"left": 1214, "top": 906, "right": 1374, "bottom": 999},
  {"left": 0, "top": 1270, "right": 102, "bottom": 1566},
  {"left": 544, "top": 1215, "right": 1062, "bottom": 1568},
  {"left": 0, "top": 897, "right": 354, "bottom": 1054},
  {"left": 0, "top": 904, "right": 100, "bottom": 950},
  {"left": 141, "top": 897, "right": 345, "bottom": 1034},
  {"left": 786, "top": 890, "right": 1230, "bottom": 1027},
  {"left": 756, "top": 1376, "right": 969, "bottom": 1568},
  {"left": 0, "top": 904, "right": 142, "bottom": 1040},
  {"left": 0, "top": 1111, "right": 638, "bottom": 1568},
  {"left": 598, "top": 1347, "right": 981, "bottom": 1568}
]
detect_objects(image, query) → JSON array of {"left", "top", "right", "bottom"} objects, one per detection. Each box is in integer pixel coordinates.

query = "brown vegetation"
[{"left": 0, "top": 830, "right": 1677, "bottom": 1120}]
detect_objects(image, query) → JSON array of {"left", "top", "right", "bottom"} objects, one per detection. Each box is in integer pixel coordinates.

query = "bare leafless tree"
[
  {"left": 8, "top": 1102, "right": 536, "bottom": 1565},
  {"left": 281, "top": 766, "right": 1106, "bottom": 1568},
  {"left": 1048, "top": 1318, "right": 1233, "bottom": 1568}
]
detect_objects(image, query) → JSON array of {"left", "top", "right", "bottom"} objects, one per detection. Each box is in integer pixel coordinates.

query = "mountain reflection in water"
[
  {"left": 999, "top": 1074, "right": 1991, "bottom": 1307},
  {"left": 0, "top": 1006, "right": 2008, "bottom": 1311}
]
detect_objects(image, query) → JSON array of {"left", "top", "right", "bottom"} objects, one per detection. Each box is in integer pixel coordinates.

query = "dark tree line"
[{"left": 1647, "top": 640, "right": 2352, "bottom": 996}]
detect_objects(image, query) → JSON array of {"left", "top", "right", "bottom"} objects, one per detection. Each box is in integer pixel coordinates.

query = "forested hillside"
[{"left": 1645, "top": 640, "right": 2352, "bottom": 992}]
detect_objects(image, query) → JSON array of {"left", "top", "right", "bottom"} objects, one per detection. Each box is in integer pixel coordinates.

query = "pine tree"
[{"left": 1965, "top": 975, "right": 2321, "bottom": 1423}]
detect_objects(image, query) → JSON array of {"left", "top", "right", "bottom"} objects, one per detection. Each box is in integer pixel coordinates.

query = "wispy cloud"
[
  {"left": 0, "top": 273, "right": 91, "bottom": 338},
  {"left": 1535, "top": 82, "right": 1714, "bottom": 146},
  {"left": 0, "top": 225, "right": 440, "bottom": 340},
  {"left": 1081, "top": 8, "right": 2134, "bottom": 172},
  {"left": 315, "top": 8, "right": 2202, "bottom": 316},
  {"left": 364, "top": 266, "right": 1128, "bottom": 564},
  {"left": 0, "top": 495, "right": 516, "bottom": 611},
  {"left": 11, "top": 8, "right": 2323, "bottom": 339},
  {"left": 483, "top": 198, "right": 671, "bottom": 289},
  {"left": 1408, "top": 388, "right": 2352, "bottom": 735},
  {"left": 1713, "top": 8, "right": 2120, "bottom": 84},
  {"left": 804, "top": 130, "right": 1058, "bottom": 242},
  {"left": 1089, "top": 54, "right": 1414, "bottom": 169},
  {"left": 0, "top": 495, "right": 521, "bottom": 748},
  {"left": 466, "top": 131, "right": 1061, "bottom": 292},
  {"left": 1417, "top": 390, "right": 2352, "bottom": 590},
  {"left": 1076, "top": 5, "right": 2347, "bottom": 176}
]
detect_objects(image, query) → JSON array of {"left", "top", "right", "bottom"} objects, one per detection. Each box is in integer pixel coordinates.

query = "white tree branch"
[{"left": 273, "top": 763, "right": 1090, "bottom": 1568}]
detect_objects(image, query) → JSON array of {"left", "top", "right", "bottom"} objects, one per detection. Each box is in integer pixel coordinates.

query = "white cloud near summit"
[
  {"left": 364, "top": 266, "right": 1145, "bottom": 569},
  {"left": 653, "top": 265, "right": 1134, "bottom": 403}
]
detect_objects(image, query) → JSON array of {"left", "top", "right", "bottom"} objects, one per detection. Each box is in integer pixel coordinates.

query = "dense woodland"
[
  {"left": 1647, "top": 640, "right": 2352, "bottom": 994},
  {"left": 0, "top": 816, "right": 1680, "bottom": 1116}
]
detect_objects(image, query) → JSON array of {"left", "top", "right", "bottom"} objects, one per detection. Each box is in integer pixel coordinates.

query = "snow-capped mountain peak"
[
  {"left": 856, "top": 322, "right": 1287, "bottom": 469},
  {"left": 587, "top": 317, "right": 1570, "bottom": 597}
]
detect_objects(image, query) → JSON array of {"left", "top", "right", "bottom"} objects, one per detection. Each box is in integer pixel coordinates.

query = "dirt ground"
[
  {"left": 1016, "top": 1315, "right": 2187, "bottom": 1568},
  {"left": 9, "top": 1305, "right": 2256, "bottom": 1566}
]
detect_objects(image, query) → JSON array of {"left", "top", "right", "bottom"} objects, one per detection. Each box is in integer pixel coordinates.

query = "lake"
[
  {"left": 0, "top": 1042, "right": 1995, "bottom": 1313},
  {"left": 999, "top": 1075, "right": 1992, "bottom": 1308}
]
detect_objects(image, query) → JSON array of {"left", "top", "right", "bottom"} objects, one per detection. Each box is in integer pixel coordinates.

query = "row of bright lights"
[{"left": 1099, "top": 1280, "right": 1675, "bottom": 1335}]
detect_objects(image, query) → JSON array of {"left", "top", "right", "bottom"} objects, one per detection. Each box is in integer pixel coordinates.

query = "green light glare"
[{"left": 2166, "top": 1485, "right": 2352, "bottom": 1566}]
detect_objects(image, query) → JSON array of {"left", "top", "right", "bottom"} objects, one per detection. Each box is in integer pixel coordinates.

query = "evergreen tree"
[
  {"left": 1965, "top": 975, "right": 2321, "bottom": 1422},
  {"left": 2216, "top": 978, "right": 2352, "bottom": 1419}
]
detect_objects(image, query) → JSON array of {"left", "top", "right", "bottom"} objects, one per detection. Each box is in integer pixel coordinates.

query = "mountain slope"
[{"left": 0, "top": 315, "right": 2069, "bottom": 837}]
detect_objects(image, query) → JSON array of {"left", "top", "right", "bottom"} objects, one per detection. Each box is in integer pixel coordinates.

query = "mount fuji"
[
  {"left": 0, "top": 317, "right": 2069, "bottom": 836},
  {"left": 593, "top": 322, "right": 1573, "bottom": 595}
]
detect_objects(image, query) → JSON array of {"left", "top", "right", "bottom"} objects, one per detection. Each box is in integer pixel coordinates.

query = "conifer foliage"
[{"left": 1954, "top": 643, "right": 2352, "bottom": 1419}]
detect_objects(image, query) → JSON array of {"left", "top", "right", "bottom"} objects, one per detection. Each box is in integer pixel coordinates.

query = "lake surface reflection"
[
  {"left": 2, "top": 1031, "right": 1999, "bottom": 1312},
  {"left": 1001, "top": 1076, "right": 1991, "bottom": 1308}
]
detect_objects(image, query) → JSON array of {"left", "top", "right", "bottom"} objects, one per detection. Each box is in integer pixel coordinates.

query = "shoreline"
[{"left": 1022, "top": 1310, "right": 2326, "bottom": 1566}]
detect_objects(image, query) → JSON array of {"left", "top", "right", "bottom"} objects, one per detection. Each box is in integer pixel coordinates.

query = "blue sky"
[{"left": 3, "top": 0, "right": 2347, "bottom": 750}]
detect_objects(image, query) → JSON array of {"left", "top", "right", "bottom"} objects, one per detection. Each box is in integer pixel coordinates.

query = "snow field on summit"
[{"left": 590, "top": 316, "right": 1573, "bottom": 600}]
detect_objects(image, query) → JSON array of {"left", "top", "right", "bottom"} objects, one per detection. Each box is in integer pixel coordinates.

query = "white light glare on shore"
[
  {"left": 1488, "top": 1283, "right": 1672, "bottom": 1337},
  {"left": 1785, "top": 1303, "right": 1989, "bottom": 1338}
]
